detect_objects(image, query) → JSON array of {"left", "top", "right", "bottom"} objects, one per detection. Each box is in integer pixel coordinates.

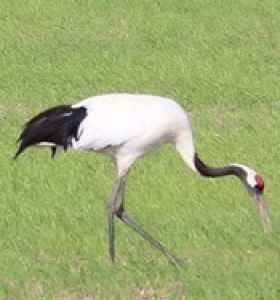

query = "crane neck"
[{"left": 194, "top": 153, "right": 246, "bottom": 179}]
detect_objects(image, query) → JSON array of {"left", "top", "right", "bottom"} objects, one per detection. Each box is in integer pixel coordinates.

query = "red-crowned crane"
[{"left": 15, "top": 93, "right": 271, "bottom": 265}]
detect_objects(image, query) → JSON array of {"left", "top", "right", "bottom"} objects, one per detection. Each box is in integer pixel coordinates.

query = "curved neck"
[{"left": 194, "top": 153, "right": 246, "bottom": 179}]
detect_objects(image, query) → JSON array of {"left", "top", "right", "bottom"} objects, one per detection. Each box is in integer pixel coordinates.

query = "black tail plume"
[{"left": 14, "top": 104, "right": 87, "bottom": 159}]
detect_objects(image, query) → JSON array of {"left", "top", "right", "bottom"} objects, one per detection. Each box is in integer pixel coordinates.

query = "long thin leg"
[
  {"left": 107, "top": 176, "right": 125, "bottom": 262},
  {"left": 117, "top": 210, "right": 182, "bottom": 266},
  {"left": 116, "top": 180, "right": 183, "bottom": 266}
]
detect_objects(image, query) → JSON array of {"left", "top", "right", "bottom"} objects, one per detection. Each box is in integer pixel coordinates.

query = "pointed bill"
[{"left": 256, "top": 195, "right": 271, "bottom": 233}]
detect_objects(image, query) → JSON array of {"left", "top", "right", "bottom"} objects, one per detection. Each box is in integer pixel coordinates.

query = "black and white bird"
[{"left": 15, "top": 93, "right": 271, "bottom": 264}]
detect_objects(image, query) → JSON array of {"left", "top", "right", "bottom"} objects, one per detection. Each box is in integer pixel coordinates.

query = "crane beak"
[{"left": 255, "top": 194, "right": 271, "bottom": 233}]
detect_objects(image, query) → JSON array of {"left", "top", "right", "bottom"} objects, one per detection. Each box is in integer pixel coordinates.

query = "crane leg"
[
  {"left": 117, "top": 209, "right": 182, "bottom": 266},
  {"left": 107, "top": 176, "right": 183, "bottom": 266},
  {"left": 107, "top": 176, "right": 126, "bottom": 262}
]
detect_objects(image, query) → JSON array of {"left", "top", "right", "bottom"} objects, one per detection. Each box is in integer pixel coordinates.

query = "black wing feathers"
[{"left": 15, "top": 105, "right": 87, "bottom": 159}]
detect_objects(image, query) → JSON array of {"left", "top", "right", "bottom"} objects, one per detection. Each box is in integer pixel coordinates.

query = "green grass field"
[{"left": 0, "top": 0, "right": 279, "bottom": 299}]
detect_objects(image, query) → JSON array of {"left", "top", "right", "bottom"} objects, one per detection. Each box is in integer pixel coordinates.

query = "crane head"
[
  {"left": 243, "top": 170, "right": 271, "bottom": 232},
  {"left": 194, "top": 155, "right": 271, "bottom": 232}
]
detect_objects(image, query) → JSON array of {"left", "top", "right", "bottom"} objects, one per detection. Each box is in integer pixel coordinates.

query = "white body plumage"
[{"left": 72, "top": 93, "right": 196, "bottom": 175}]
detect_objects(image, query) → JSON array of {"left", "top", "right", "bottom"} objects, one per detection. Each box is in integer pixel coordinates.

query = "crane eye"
[
  {"left": 255, "top": 174, "right": 265, "bottom": 190},
  {"left": 255, "top": 184, "right": 264, "bottom": 193}
]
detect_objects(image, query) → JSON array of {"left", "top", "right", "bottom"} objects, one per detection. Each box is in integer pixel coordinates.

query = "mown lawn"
[{"left": 0, "top": 0, "right": 279, "bottom": 299}]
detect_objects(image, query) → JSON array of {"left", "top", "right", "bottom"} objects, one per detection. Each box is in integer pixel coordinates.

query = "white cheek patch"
[
  {"left": 229, "top": 163, "right": 257, "bottom": 187},
  {"left": 246, "top": 172, "right": 257, "bottom": 187}
]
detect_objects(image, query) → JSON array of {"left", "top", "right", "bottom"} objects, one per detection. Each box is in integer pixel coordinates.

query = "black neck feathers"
[{"left": 194, "top": 153, "right": 245, "bottom": 179}]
